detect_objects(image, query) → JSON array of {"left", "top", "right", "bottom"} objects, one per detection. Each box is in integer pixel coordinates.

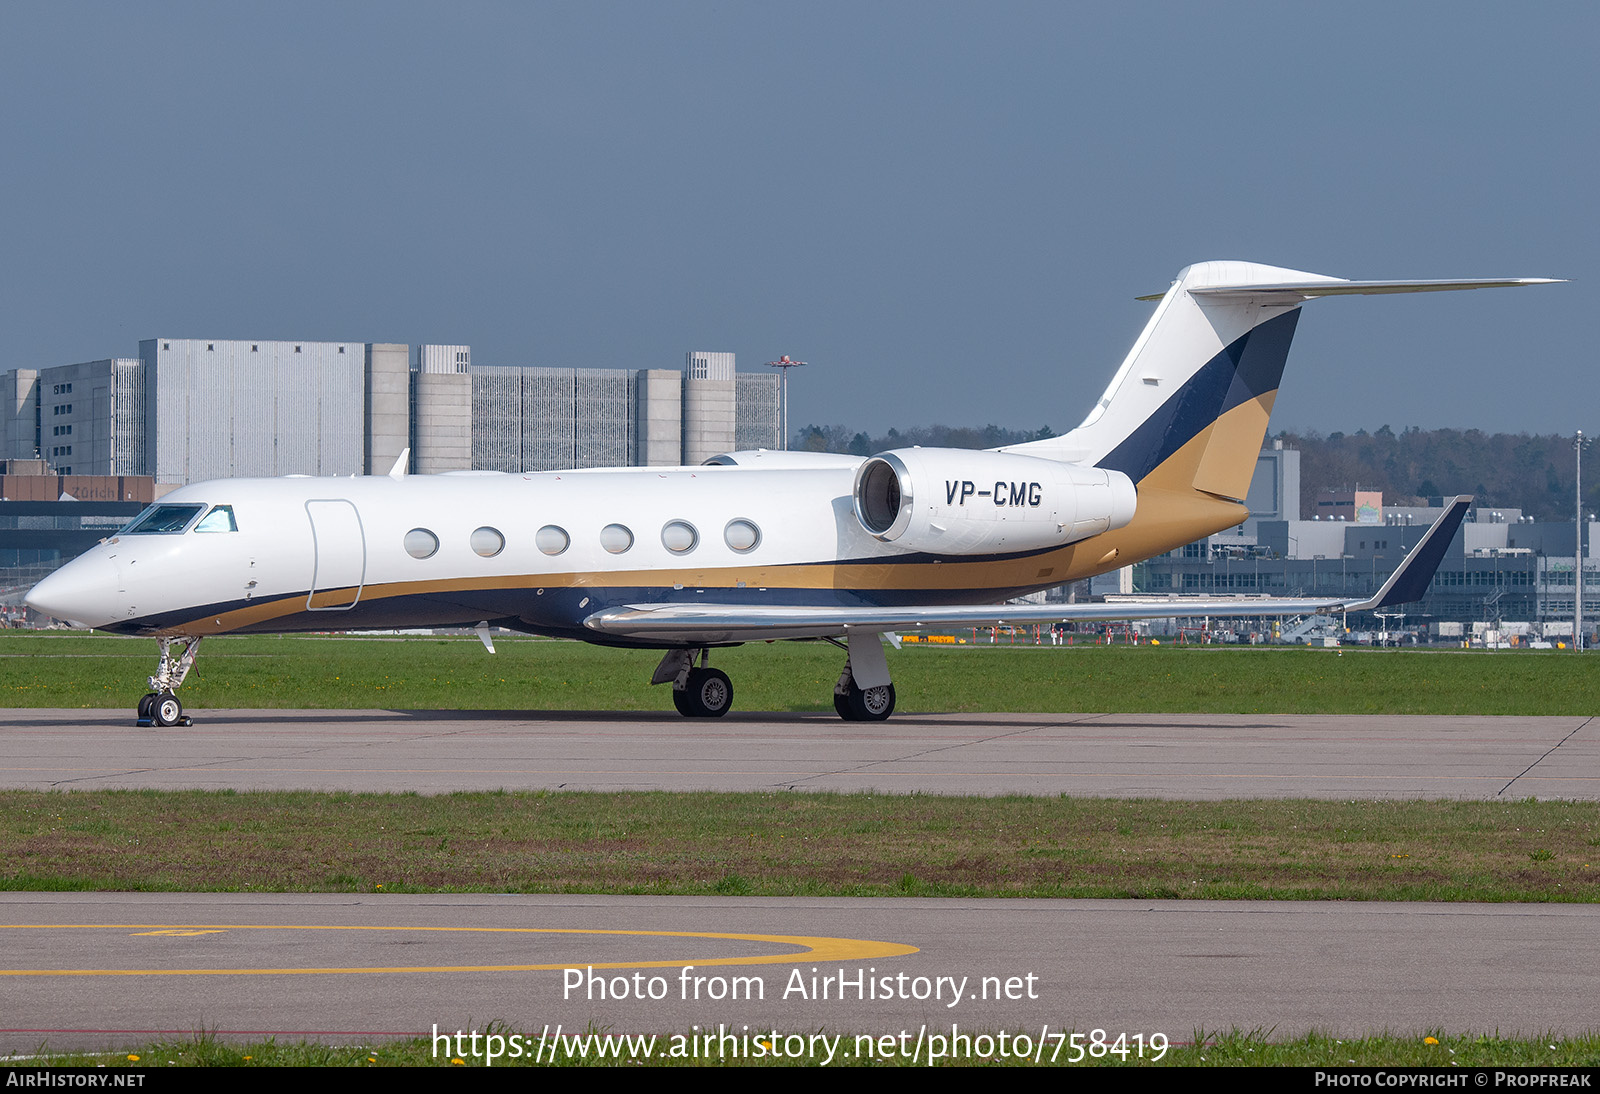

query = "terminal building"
[{"left": 1121, "top": 443, "right": 1598, "bottom": 635}]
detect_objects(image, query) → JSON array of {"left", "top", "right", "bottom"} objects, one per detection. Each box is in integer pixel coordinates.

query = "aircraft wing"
[{"left": 584, "top": 497, "right": 1472, "bottom": 644}]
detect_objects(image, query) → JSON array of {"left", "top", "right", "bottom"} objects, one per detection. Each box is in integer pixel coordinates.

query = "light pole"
[
  {"left": 1577, "top": 431, "right": 1590, "bottom": 651},
  {"left": 766, "top": 356, "right": 807, "bottom": 451}
]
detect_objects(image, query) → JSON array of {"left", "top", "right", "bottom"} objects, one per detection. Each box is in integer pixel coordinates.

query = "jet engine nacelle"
[{"left": 853, "top": 448, "right": 1137, "bottom": 555}]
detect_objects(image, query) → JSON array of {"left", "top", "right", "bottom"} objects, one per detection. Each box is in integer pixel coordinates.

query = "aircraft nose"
[{"left": 25, "top": 556, "right": 119, "bottom": 628}]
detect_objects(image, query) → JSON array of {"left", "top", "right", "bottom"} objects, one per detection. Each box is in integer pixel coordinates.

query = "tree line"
[
  {"left": 793, "top": 423, "right": 1056, "bottom": 456},
  {"left": 1280, "top": 427, "right": 1593, "bottom": 521}
]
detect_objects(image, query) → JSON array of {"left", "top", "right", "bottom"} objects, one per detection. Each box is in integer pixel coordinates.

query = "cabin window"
[
  {"left": 120, "top": 503, "right": 204, "bottom": 535},
  {"left": 724, "top": 518, "right": 761, "bottom": 552},
  {"left": 661, "top": 520, "right": 698, "bottom": 553},
  {"left": 535, "top": 525, "right": 570, "bottom": 556},
  {"left": 194, "top": 505, "right": 238, "bottom": 533},
  {"left": 599, "top": 523, "right": 634, "bottom": 554},
  {"left": 470, "top": 526, "right": 505, "bottom": 557},
  {"left": 403, "top": 528, "right": 439, "bottom": 559}
]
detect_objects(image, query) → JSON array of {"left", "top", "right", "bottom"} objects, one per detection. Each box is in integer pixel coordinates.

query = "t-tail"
[{"left": 1002, "top": 261, "right": 1559, "bottom": 555}]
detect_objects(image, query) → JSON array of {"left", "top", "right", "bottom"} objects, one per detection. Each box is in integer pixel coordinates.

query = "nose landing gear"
[
  {"left": 138, "top": 691, "right": 188, "bottom": 728},
  {"left": 137, "top": 636, "right": 200, "bottom": 727}
]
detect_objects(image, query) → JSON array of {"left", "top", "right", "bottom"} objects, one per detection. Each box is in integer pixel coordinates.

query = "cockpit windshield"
[
  {"left": 194, "top": 505, "right": 238, "bottom": 533},
  {"left": 118, "top": 503, "right": 206, "bottom": 535}
]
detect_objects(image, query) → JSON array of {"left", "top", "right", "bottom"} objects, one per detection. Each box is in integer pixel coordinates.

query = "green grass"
[
  {"left": 21, "top": 1028, "right": 1600, "bottom": 1067},
  {"left": 6, "top": 633, "right": 1596, "bottom": 1067},
  {"left": 3, "top": 632, "right": 1598, "bottom": 714},
  {"left": 5, "top": 790, "right": 1597, "bottom": 901}
]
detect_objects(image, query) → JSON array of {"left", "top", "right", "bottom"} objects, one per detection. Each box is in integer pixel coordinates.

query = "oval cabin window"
[
  {"left": 599, "top": 524, "right": 634, "bottom": 554},
  {"left": 535, "top": 525, "right": 570, "bottom": 556},
  {"left": 403, "top": 528, "right": 439, "bottom": 559},
  {"left": 661, "top": 520, "right": 698, "bottom": 553},
  {"left": 470, "top": 526, "right": 505, "bottom": 557},
  {"left": 724, "top": 518, "right": 761, "bottom": 552}
]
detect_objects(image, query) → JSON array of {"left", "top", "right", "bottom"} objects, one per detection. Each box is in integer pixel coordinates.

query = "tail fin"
[
  {"left": 1006, "top": 261, "right": 1322, "bottom": 499},
  {"left": 1005, "top": 261, "right": 1558, "bottom": 504}
]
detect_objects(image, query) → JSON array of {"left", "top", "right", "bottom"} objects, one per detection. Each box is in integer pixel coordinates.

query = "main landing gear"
[
  {"left": 830, "top": 631, "right": 895, "bottom": 722},
  {"left": 652, "top": 648, "right": 734, "bottom": 718},
  {"left": 137, "top": 636, "right": 201, "bottom": 727},
  {"left": 652, "top": 631, "right": 897, "bottom": 722},
  {"left": 834, "top": 678, "right": 896, "bottom": 721}
]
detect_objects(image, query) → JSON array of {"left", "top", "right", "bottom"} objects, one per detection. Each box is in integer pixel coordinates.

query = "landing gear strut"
[
  {"left": 653, "top": 648, "right": 734, "bottom": 718},
  {"left": 137, "top": 636, "right": 201, "bottom": 727},
  {"left": 832, "top": 630, "right": 896, "bottom": 722}
]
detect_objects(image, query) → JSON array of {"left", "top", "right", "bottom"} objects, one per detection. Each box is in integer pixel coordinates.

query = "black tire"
[
  {"left": 683, "top": 667, "right": 733, "bottom": 718},
  {"left": 846, "top": 682, "right": 895, "bottom": 722},
  {"left": 152, "top": 693, "right": 183, "bottom": 727},
  {"left": 137, "top": 693, "right": 156, "bottom": 721},
  {"left": 833, "top": 691, "right": 854, "bottom": 720},
  {"left": 671, "top": 685, "right": 694, "bottom": 717}
]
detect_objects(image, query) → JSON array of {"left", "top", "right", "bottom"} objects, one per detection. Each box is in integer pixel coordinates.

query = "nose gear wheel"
[{"left": 136, "top": 637, "right": 200, "bottom": 727}]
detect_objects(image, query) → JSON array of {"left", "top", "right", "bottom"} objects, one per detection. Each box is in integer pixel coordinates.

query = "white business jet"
[{"left": 26, "top": 261, "right": 1555, "bottom": 726}]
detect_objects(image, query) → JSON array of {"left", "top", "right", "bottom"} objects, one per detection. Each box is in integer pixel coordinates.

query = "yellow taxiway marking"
[{"left": 0, "top": 924, "right": 918, "bottom": 976}]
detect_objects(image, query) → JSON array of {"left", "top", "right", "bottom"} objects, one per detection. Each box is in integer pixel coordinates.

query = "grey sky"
[{"left": 2, "top": 2, "right": 1591, "bottom": 438}]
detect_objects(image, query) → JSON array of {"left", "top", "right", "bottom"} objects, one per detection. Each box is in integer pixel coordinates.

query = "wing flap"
[{"left": 584, "top": 596, "right": 1351, "bottom": 643}]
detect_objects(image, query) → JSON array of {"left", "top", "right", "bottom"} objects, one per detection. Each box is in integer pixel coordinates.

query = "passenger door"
[{"left": 305, "top": 500, "right": 365, "bottom": 610}]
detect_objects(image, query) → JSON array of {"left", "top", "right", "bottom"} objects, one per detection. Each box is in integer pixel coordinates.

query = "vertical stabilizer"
[{"left": 1004, "top": 261, "right": 1330, "bottom": 501}]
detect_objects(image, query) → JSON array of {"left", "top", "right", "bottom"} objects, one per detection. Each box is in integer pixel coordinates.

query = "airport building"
[
  {"left": 1, "top": 343, "right": 780, "bottom": 481},
  {"left": 465, "top": 357, "right": 779, "bottom": 473},
  {"left": 2, "top": 359, "right": 147, "bottom": 477},
  {"left": 141, "top": 339, "right": 368, "bottom": 484},
  {"left": 0, "top": 340, "right": 779, "bottom": 598},
  {"left": 1125, "top": 448, "right": 1599, "bottom": 634}
]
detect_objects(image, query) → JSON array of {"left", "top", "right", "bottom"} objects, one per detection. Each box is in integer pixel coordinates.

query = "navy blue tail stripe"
[{"left": 1099, "top": 309, "right": 1299, "bottom": 483}]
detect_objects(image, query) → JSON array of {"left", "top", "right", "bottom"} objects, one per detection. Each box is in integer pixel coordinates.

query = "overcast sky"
[{"left": 2, "top": 2, "right": 1592, "bottom": 438}]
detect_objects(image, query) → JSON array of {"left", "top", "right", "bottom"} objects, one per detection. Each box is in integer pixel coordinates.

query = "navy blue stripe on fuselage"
[{"left": 1098, "top": 309, "right": 1299, "bottom": 483}]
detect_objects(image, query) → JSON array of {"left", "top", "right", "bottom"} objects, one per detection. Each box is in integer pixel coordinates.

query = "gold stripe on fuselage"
[{"left": 161, "top": 409, "right": 1262, "bottom": 636}]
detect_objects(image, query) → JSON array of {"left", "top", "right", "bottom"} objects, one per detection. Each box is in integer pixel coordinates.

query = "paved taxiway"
[
  {"left": 1, "top": 708, "right": 1593, "bottom": 798},
  {"left": 4, "top": 892, "right": 1598, "bottom": 1054},
  {"left": 5, "top": 710, "right": 1594, "bottom": 1055}
]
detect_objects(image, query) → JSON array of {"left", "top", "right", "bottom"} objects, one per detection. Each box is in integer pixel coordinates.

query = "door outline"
[{"left": 306, "top": 499, "right": 366, "bottom": 611}]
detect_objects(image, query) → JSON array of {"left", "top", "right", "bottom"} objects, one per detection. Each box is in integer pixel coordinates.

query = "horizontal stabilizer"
[{"left": 1139, "top": 277, "right": 1562, "bottom": 302}]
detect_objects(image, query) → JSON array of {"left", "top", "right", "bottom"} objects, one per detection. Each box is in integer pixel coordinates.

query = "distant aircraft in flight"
[{"left": 27, "top": 261, "right": 1554, "bottom": 726}]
